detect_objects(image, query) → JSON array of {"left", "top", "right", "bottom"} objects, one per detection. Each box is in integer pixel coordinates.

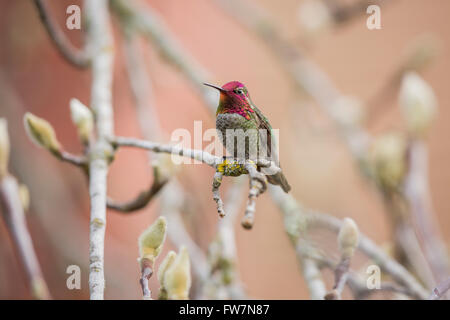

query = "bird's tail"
[{"left": 267, "top": 171, "right": 291, "bottom": 193}]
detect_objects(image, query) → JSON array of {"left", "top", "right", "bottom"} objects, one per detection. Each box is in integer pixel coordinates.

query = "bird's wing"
[{"left": 251, "top": 104, "right": 279, "bottom": 164}]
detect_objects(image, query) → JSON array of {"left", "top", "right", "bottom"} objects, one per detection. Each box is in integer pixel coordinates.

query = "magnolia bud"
[
  {"left": 138, "top": 216, "right": 167, "bottom": 264},
  {"left": 158, "top": 251, "right": 177, "bottom": 284},
  {"left": 399, "top": 72, "right": 437, "bottom": 137},
  {"left": 70, "top": 98, "right": 94, "bottom": 144},
  {"left": 369, "top": 133, "right": 407, "bottom": 191},
  {"left": 157, "top": 250, "right": 177, "bottom": 300},
  {"left": 298, "top": 0, "right": 332, "bottom": 37},
  {"left": 152, "top": 153, "right": 176, "bottom": 182},
  {"left": 163, "top": 246, "right": 191, "bottom": 300},
  {"left": 338, "top": 218, "right": 359, "bottom": 259},
  {"left": 24, "top": 113, "right": 61, "bottom": 155},
  {"left": 19, "top": 184, "right": 30, "bottom": 212},
  {"left": 0, "top": 119, "right": 10, "bottom": 179}
]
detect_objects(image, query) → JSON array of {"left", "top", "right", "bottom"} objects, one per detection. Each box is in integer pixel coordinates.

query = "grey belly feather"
[{"left": 216, "top": 113, "right": 268, "bottom": 161}]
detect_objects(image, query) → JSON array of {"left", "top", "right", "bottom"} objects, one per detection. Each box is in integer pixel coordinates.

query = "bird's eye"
[{"left": 235, "top": 88, "right": 244, "bottom": 95}]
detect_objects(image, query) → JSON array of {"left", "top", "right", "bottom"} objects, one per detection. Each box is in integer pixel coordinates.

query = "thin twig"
[
  {"left": 113, "top": 136, "right": 275, "bottom": 170},
  {"left": 318, "top": 255, "right": 417, "bottom": 299},
  {"left": 296, "top": 243, "right": 327, "bottom": 300},
  {"left": 0, "top": 175, "right": 51, "bottom": 300},
  {"left": 139, "top": 258, "right": 153, "bottom": 300},
  {"left": 241, "top": 162, "right": 267, "bottom": 229},
  {"left": 59, "top": 151, "right": 87, "bottom": 167},
  {"left": 33, "top": 0, "right": 90, "bottom": 68},
  {"left": 212, "top": 171, "right": 225, "bottom": 217},
  {"left": 84, "top": 0, "right": 114, "bottom": 300},
  {"left": 404, "top": 140, "right": 450, "bottom": 285},
  {"left": 204, "top": 177, "right": 248, "bottom": 299},
  {"left": 325, "top": 257, "right": 351, "bottom": 300},
  {"left": 324, "top": 0, "right": 387, "bottom": 24}
]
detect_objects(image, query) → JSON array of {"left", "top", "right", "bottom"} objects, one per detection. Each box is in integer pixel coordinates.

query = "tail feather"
[{"left": 267, "top": 171, "right": 291, "bottom": 193}]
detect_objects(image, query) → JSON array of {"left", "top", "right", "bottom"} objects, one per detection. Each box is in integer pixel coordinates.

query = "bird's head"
[{"left": 204, "top": 81, "right": 252, "bottom": 116}]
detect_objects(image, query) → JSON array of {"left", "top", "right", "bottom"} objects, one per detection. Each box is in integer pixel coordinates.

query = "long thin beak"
[{"left": 203, "top": 82, "right": 226, "bottom": 92}]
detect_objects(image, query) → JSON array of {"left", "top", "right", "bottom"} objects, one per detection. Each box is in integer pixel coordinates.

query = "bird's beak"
[{"left": 203, "top": 83, "right": 226, "bottom": 93}]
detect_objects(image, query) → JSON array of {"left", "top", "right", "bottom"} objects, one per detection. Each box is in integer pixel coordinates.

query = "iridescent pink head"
[{"left": 204, "top": 81, "right": 254, "bottom": 118}]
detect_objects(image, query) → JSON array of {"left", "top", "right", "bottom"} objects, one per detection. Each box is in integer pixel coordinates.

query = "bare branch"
[
  {"left": 324, "top": 0, "right": 388, "bottom": 24},
  {"left": 212, "top": 171, "right": 225, "bottom": 218},
  {"left": 318, "top": 256, "right": 418, "bottom": 299},
  {"left": 241, "top": 162, "right": 267, "bottom": 229},
  {"left": 404, "top": 140, "right": 450, "bottom": 285},
  {"left": 33, "top": 0, "right": 90, "bottom": 68},
  {"left": 59, "top": 151, "right": 87, "bottom": 167},
  {"left": 204, "top": 178, "right": 248, "bottom": 299},
  {"left": 294, "top": 243, "right": 327, "bottom": 300},
  {"left": 0, "top": 175, "right": 51, "bottom": 300},
  {"left": 84, "top": 0, "right": 115, "bottom": 300},
  {"left": 139, "top": 258, "right": 153, "bottom": 300}
]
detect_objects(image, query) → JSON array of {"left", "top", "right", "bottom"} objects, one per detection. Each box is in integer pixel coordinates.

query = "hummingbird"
[{"left": 204, "top": 81, "right": 291, "bottom": 193}]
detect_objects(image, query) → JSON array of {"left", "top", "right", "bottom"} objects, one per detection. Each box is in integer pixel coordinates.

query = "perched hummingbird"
[{"left": 204, "top": 81, "right": 291, "bottom": 193}]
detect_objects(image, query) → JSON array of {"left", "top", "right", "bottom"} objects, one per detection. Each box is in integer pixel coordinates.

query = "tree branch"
[
  {"left": 0, "top": 175, "right": 51, "bottom": 299},
  {"left": 33, "top": 0, "right": 90, "bottom": 68},
  {"left": 84, "top": 0, "right": 115, "bottom": 300},
  {"left": 404, "top": 140, "right": 450, "bottom": 286}
]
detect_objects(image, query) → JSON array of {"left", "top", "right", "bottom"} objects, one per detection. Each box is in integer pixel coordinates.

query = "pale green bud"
[
  {"left": 338, "top": 218, "right": 359, "bottom": 259},
  {"left": 157, "top": 250, "right": 177, "bottom": 284},
  {"left": 370, "top": 133, "right": 407, "bottom": 190},
  {"left": 157, "top": 250, "right": 177, "bottom": 300},
  {"left": 138, "top": 216, "right": 167, "bottom": 263},
  {"left": 164, "top": 246, "right": 191, "bottom": 300},
  {"left": 399, "top": 72, "right": 437, "bottom": 137},
  {"left": 24, "top": 113, "right": 61, "bottom": 154},
  {"left": 70, "top": 98, "right": 94, "bottom": 144},
  {"left": 19, "top": 184, "right": 30, "bottom": 212}
]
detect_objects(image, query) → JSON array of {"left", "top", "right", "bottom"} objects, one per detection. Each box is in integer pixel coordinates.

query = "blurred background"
[{"left": 0, "top": 0, "right": 449, "bottom": 299}]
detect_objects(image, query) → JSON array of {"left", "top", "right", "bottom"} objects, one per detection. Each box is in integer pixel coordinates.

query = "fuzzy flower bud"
[
  {"left": 70, "top": 98, "right": 94, "bottom": 144},
  {"left": 24, "top": 113, "right": 61, "bottom": 155},
  {"left": 399, "top": 72, "right": 437, "bottom": 137},
  {"left": 338, "top": 218, "right": 359, "bottom": 259},
  {"left": 298, "top": 0, "right": 332, "bottom": 37},
  {"left": 158, "top": 251, "right": 177, "bottom": 284},
  {"left": 163, "top": 246, "right": 191, "bottom": 300},
  {"left": 369, "top": 133, "right": 407, "bottom": 191},
  {"left": 19, "top": 184, "right": 30, "bottom": 212},
  {"left": 157, "top": 250, "right": 177, "bottom": 300},
  {"left": 138, "top": 216, "right": 167, "bottom": 264},
  {"left": 0, "top": 119, "right": 10, "bottom": 179}
]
